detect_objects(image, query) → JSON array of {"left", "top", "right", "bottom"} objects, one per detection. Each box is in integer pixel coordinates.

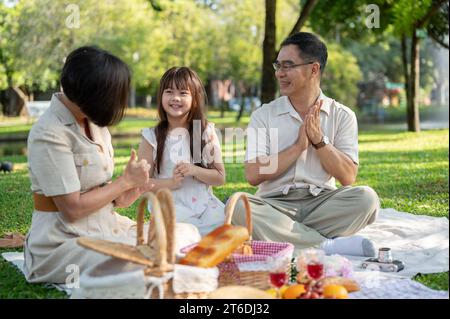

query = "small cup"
[{"left": 378, "top": 247, "right": 393, "bottom": 263}]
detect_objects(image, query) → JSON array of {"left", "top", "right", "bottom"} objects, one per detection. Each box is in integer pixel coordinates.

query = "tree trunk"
[
  {"left": 129, "top": 85, "right": 136, "bottom": 108},
  {"left": 287, "top": 0, "right": 319, "bottom": 37},
  {"left": 404, "top": 0, "right": 446, "bottom": 131},
  {"left": 1, "top": 86, "right": 27, "bottom": 116},
  {"left": 408, "top": 30, "right": 421, "bottom": 132},
  {"left": 12, "top": 87, "right": 27, "bottom": 116},
  {"left": 401, "top": 35, "right": 410, "bottom": 111},
  {"left": 220, "top": 99, "right": 226, "bottom": 118},
  {"left": 261, "top": 0, "right": 277, "bottom": 104},
  {"left": 237, "top": 96, "right": 245, "bottom": 122},
  {"left": 261, "top": 0, "right": 318, "bottom": 104},
  {"left": 236, "top": 82, "right": 245, "bottom": 122}
]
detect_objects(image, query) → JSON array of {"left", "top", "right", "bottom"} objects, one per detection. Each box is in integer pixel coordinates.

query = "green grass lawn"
[
  {"left": 0, "top": 123, "right": 448, "bottom": 298},
  {"left": 0, "top": 109, "right": 251, "bottom": 142}
]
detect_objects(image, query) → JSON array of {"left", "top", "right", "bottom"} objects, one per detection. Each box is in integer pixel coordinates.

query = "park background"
[{"left": 0, "top": 0, "right": 448, "bottom": 298}]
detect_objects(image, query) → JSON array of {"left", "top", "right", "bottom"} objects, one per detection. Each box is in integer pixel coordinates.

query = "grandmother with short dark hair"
[{"left": 24, "top": 46, "right": 152, "bottom": 283}]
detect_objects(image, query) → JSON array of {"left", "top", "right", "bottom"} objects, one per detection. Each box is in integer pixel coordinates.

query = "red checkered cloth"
[
  {"left": 181, "top": 241, "right": 294, "bottom": 286},
  {"left": 181, "top": 241, "right": 294, "bottom": 270}
]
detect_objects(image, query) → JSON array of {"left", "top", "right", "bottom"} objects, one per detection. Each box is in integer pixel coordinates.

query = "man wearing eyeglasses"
[{"left": 232, "top": 32, "right": 380, "bottom": 257}]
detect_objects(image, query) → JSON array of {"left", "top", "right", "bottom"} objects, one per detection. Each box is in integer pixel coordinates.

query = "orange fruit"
[
  {"left": 283, "top": 284, "right": 306, "bottom": 299},
  {"left": 266, "top": 285, "right": 289, "bottom": 298},
  {"left": 323, "top": 284, "right": 348, "bottom": 299},
  {"left": 265, "top": 288, "right": 278, "bottom": 298},
  {"left": 279, "top": 285, "right": 289, "bottom": 297}
]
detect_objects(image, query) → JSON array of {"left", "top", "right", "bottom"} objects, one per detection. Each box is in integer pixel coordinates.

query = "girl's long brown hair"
[{"left": 154, "top": 67, "right": 210, "bottom": 174}]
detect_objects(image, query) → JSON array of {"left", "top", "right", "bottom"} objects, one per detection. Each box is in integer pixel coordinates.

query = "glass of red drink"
[
  {"left": 301, "top": 249, "right": 325, "bottom": 281},
  {"left": 307, "top": 262, "right": 324, "bottom": 280},
  {"left": 269, "top": 271, "right": 287, "bottom": 298},
  {"left": 268, "top": 258, "right": 287, "bottom": 298},
  {"left": 270, "top": 272, "right": 287, "bottom": 288}
]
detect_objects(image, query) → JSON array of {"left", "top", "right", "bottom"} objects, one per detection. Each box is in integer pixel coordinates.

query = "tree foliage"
[
  {"left": 321, "top": 43, "right": 362, "bottom": 108},
  {"left": 0, "top": 0, "right": 447, "bottom": 120},
  {"left": 0, "top": 2, "right": 21, "bottom": 89},
  {"left": 0, "top": 0, "right": 266, "bottom": 99}
]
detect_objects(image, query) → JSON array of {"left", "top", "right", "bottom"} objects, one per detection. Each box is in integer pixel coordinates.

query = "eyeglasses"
[{"left": 272, "top": 61, "right": 314, "bottom": 72}]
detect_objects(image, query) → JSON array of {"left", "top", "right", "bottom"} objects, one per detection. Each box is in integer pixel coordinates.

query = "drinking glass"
[
  {"left": 303, "top": 249, "right": 325, "bottom": 281},
  {"left": 268, "top": 257, "right": 288, "bottom": 298}
]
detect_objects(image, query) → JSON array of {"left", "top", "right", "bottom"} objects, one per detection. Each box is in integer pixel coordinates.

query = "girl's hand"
[
  {"left": 141, "top": 179, "right": 156, "bottom": 193},
  {"left": 175, "top": 162, "right": 198, "bottom": 177},
  {"left": 172, "top": 166, "right": 184, "bottom": 189},
  {"left": 123, "top": 149, "right": 151, "bottom": 189}
]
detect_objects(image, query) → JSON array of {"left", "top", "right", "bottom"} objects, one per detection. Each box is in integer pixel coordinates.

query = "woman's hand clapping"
[{"left": 122, "top": 149, "right": 150, "bottom": 189}]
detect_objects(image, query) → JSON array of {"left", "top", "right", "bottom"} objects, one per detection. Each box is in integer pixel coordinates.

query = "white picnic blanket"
[
  {"left": 1, "top": 251, "right": 73, "bottom": 294},
  {"left": 350, "top": 271, "right": 448, "bottom": 299},
  {"left": 2, "top": 208, "right": 449, "bottom": 298},
  {"left": 347, "top": 208, "right": 449, "bottom": 277}
]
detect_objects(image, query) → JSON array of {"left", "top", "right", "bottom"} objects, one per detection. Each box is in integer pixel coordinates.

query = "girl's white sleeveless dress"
[{"left": 142, "top": 123, "right": 225, "bottom": 236}]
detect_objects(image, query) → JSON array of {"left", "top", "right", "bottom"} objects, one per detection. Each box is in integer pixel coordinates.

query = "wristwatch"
[{"left": 313, "top": 135, "right": 330, "bottom": 149}]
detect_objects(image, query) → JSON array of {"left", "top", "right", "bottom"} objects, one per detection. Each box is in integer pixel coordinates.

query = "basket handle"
[
  {"left": 136, "top": 192, "right": 168, "bottom": 271},
  {"left": 156, "top": 188, "right": 176, "bottom": 264},
  {"left": 224, "top": 192, "right": 253, "bottom": 240}
]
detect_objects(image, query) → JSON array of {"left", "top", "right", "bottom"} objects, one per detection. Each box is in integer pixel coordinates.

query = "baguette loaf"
[{"left": 179, "top": 224, "right": 249, "bottom": 268}]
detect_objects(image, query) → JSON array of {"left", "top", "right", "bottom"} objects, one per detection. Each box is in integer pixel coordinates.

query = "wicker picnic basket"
[
  {"left": 77, "top": 189, "right": 215, "bottom": 299},
  {"left": 182, "top": 192, "right": 294, "bottom": 290}
]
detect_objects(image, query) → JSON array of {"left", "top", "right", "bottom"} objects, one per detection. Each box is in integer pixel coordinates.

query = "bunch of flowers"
[
  {"left": 295, "top": 249, "right": 354, "bottom": 280},
  {"left": 322, "top": 254, "right": 353, "bottom": 278}
]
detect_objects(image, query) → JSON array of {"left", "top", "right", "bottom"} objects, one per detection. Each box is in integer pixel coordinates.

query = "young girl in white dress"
[{"left": 138, "top": 67, "right": 226, "bottom": 236}]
